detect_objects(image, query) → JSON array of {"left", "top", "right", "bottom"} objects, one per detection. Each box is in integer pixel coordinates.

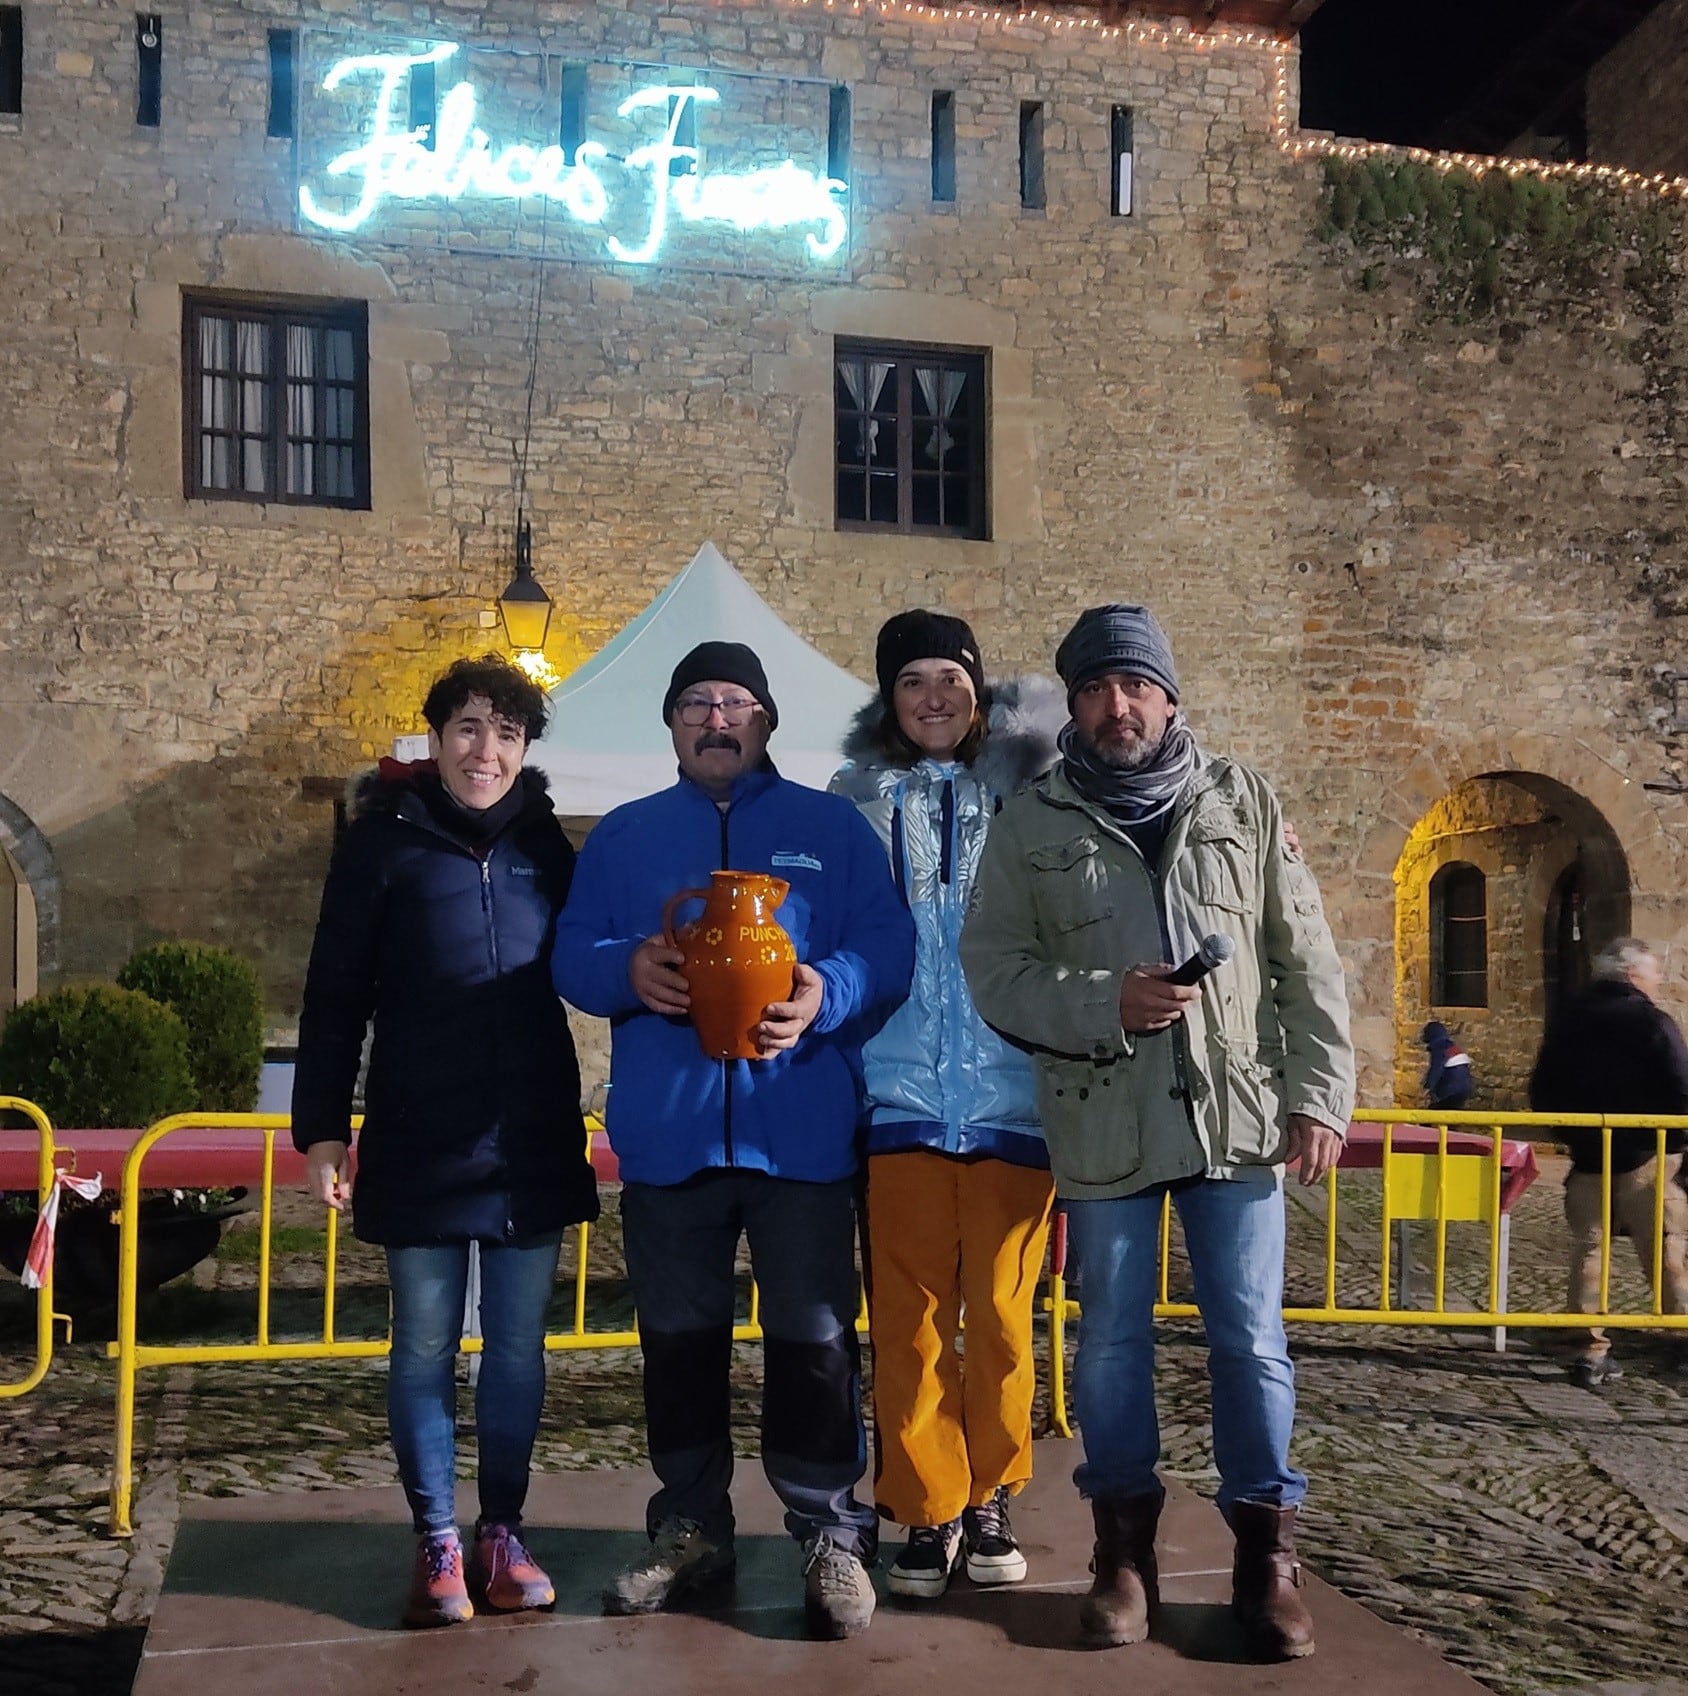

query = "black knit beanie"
[
  {"left": 661, "top": 641, "right": 779, "bottom": 731},
  {"left": 1054, "top": 604, "right": 1179, "bottom": 706},
  {"left": 874, "top": 610, "right": 985, "bottom": 706}
]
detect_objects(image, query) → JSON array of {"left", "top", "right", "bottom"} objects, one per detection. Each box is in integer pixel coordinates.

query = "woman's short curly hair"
[{"left": 421, "top": 655, "right": 550, "bottom": 744}]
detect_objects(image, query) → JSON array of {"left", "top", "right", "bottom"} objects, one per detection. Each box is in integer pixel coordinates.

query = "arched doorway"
[
  {"left": 1394, "top": 774, "right": 1629, "bottom": 1107},
  {"left": 0, "top": 793, "right": 56, "bottom": 1024},
  {"left": 0, "top": 841, "right": 38, "bottom": 1018}
]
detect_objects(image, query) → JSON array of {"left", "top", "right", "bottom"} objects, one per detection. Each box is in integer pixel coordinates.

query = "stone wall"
[
  {"left": 2, "top": 0, "right": 1687, "bottom": 1108},
  {"left": 1587, "top": 0, "right": 1688, "bottom": 179}
]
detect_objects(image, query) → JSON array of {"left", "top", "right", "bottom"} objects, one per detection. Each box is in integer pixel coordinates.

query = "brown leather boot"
[
  {"left": 1230, "top": 1500, "right": 1315, "bottom": 1660},
  {"left": 1077, "top": 1492, "right": 1161, "bottom": 1648}
]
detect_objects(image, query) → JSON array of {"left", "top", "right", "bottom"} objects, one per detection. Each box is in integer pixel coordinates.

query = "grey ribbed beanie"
[{"left": 1054, "top": 604, "right": 1179, "bottom": 706}]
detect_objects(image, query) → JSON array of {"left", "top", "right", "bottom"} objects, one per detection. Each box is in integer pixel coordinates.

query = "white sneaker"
[
  {"left": 963, "top": 1487, "right": 1028, "bottom": 1586},
  {"left": 886, "top": 1519, "right": 963, "bottom": 1599}
]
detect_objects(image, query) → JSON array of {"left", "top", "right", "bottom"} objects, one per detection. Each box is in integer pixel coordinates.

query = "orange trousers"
[{"left": 865, "top": 1149, "right": 1055, "bottom": 1528}]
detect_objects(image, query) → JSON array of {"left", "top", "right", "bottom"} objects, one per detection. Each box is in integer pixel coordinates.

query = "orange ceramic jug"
[{"left": 662, "top": 872, "right": 799, "bottom": 1061}]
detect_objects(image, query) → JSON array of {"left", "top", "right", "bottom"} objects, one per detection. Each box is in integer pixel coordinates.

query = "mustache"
[{"left": 693, "top": 731, "right": 742, "bottom": 754}]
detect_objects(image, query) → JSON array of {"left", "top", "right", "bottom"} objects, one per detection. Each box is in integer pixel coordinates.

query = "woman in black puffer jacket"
[{"left": 293, "top": 655, "right": 597, "bottom": 1629}]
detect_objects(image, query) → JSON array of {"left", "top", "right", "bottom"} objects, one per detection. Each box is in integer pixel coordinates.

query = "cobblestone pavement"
[{"left": 2, "top": 1156, "right": 1687, "bottom": 1696}]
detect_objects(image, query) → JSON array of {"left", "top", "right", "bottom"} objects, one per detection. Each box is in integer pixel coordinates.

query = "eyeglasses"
[{"left": 675, "top": 694, "right": 761, "bottom": 727}]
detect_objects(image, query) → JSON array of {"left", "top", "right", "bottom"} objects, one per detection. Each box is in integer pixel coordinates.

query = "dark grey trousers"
[{"left": 620, "top": 1170, "right": 876, "bottom": 1558}]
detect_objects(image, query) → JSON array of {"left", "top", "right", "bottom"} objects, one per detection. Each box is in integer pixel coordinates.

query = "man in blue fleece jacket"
[{"left": 553, "top": 640, "right": 914, "bottom": 1641}]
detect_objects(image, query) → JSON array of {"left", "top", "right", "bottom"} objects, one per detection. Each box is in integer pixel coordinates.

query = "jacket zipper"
[
  {"left": 479, "top": 850, "right": 515, "bottom": 1235},
  {"left": 941, "top": 776, "right": 962, "bottom": 1151},
  {"left": 719, "top": 801, "right": 735, "bottom": 1168},
  {"left": 398, "top": 805, "right": 518, "bottom": 1230},
  {"left": 1108, "top": 821, "right": 1197, "bottom": 1127}
]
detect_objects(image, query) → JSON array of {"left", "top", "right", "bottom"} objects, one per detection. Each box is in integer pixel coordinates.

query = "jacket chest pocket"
[
  {"left": 1027, "top": 835, "right": 1114, "bottom": 933},
  {"left": 1188, "top": 819, "right": 1256, "bottom": 915}
]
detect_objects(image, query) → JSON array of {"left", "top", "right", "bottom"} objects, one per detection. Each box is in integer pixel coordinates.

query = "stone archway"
[
  {"left": 1339, "top": 732, "right": 1673, "bottom": 1105},
  {"left": 1393, "top": 774, "right": 1630, "bottom": 1108},
  {"left": 0, "top": 792, "right": 59, "bottom": 1011}
]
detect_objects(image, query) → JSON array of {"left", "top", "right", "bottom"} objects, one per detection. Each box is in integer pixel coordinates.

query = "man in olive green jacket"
[{"left": 960, "top": 604, "right": 1354, "bottom": 1663}]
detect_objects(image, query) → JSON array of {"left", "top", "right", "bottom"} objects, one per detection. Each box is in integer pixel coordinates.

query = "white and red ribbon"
[{"left": 20, "top": 1169, "right": 105, "bottom": 1290}]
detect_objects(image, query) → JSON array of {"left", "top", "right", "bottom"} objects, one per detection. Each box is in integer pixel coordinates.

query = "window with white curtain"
[
  {"left": 183, "top": 294, "right": 370, "bottom": 508},
  {"left": 834, "top": 339, "right": 987, "bottom": 539}
]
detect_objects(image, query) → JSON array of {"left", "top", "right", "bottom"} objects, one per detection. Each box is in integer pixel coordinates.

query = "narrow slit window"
[
  {"left": 267, "top": 30, "right": 296, "bottom": 140},
  {"left": 1430, "top": 862, "right": 1488, "bottom": 1008},
  {"left": 0, "top": 7, "right": 22, "bottom": 119},
  {"left": 828, "top": 84, "right": 851, "bottom": 185},
  {"left": 409, "top": 55, "right": 436, "bottom": 150},
  {"left": 136, "top": 13, "right": 161, "bottom": 129},
  {"left": 1019, "top": 101, "right": 1046, "bottom": 210},
  {"left": 1110, "top": 104, "right": 1134, "bottom": 216},
  {"left": 931, "top": 90, "right": 955, "bottom": 204},
  {"left": 559, "top": 63, "right": 588, "bottom": 162},
  {"left": 669, "top": 78, "right": 698, "bottom": 177}
]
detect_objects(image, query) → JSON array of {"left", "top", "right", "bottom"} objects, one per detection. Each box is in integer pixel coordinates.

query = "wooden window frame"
[
  {"left": 182, "top": 292, "right": 372, "bottom": 510},
  {"left": 1430, "top": 861, "right": 1489, "bottom": 1009},
  {"left": 834, "top": 338, "right": 989, "bottom": 541}
]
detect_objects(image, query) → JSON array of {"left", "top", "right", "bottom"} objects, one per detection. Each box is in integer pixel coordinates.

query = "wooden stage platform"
[{"left": 133, "top": 1440, "right": 1485, "bottom": 1695}]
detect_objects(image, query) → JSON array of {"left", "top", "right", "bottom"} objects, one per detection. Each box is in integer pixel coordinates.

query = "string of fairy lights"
[{"left": 779, "top": 0, "right": 1688, "bottom": 203}]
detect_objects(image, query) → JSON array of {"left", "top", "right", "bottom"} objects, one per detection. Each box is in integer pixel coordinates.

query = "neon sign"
[{"left": 298, "top": 46, "right": 848, "bottom": 263}]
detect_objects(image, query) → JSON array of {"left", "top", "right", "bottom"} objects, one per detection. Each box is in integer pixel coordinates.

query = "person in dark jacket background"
[
  {"left": 1420, "top": 1021, "right": 1474, "bottom": 1112},
  {"left": 293, "top": 655, "right": 597, "bottom": 1628},
  {"left": 1529, "top": 937, "right": 1688, "bottom": 1389}
]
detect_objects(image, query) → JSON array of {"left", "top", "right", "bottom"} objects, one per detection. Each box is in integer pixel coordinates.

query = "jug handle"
[{"left": 662, "top": 887, "right": 712, "bottom": 951}]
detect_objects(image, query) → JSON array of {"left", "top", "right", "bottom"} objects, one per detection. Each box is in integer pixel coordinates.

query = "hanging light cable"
[{"left": 499, "top": 186, "right": 558, "bottom": 675}]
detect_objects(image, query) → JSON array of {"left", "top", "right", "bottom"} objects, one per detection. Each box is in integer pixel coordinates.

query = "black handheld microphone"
[{"left": 1165, "top": 933, "right": 1235, "bottom": 987}]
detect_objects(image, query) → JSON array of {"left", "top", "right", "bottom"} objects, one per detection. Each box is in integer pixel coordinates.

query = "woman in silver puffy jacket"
[{"left": 829, "top": 611, "right": 1063, "bottom": 1602}]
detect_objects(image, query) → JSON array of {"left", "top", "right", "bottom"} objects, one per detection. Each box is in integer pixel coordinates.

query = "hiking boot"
[
  {"left": 1571, "top": 1355, "right": 1623, "bottom": 1390},
  {"left": 602, "top": 1517, "right": 736, "bottom": 1615},
  {"left": 469, "top": 1521, "right": 555, "bottom": 1613},
  {"left": 803, "top": 1532, "right": 877, "bottom": 1639},
  {"left": 1230, "top": 1500, "right": 1315, "bottom": 1661},
  {"left": 1078, "top": 1492, "right": 1160, "bottom": 1648},
  {"left": 403, "top": 1532, "right": 474, "bottom": 1629},
  {"left": 963, "top": 1486, "right": 1028, "bottom": 1586},
  {"left": 887, "top": 1520, "right": 962, "bottom": 1599}
]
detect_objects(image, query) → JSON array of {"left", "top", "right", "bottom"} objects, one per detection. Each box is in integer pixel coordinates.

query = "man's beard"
[{"left": 1088, "top": 721, "right": 1166, "bottom": 771}]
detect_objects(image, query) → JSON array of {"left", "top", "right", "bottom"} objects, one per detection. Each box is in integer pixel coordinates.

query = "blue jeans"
[
  {"left": 385, "top": 1235, "right": 562, "bottom": 1537},
  {"left": 1066, "top": 1173, "right": 1305, "bottom": 1515}
]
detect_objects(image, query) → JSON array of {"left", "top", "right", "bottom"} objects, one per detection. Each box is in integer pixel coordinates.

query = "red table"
[{"left": 0, "top": 1127, "right": 621, "bottom": 1192}]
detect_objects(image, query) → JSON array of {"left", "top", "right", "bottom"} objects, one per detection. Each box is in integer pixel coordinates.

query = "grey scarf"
[{"left": 1058, "top": 715, "right": 1203, "bottom": 821}]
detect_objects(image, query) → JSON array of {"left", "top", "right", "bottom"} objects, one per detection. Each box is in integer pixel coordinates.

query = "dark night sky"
[{"left": 1298, "top": 0, "right": 1577, "bottom": 147}]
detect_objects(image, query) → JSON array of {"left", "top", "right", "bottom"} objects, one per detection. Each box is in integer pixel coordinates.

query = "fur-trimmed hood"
[
  {"left": 837, "top": 674, "right": 1065, "bottom": 800},
  {"left": 346, "top": 758, "right": 554, "bottom": 823}
]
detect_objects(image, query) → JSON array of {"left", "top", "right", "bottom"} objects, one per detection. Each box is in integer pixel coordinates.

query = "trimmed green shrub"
[
  {"left": 118, "top": 942, "right": 264, "bottom": 1113},
  {"left": 0, "top": 984, "right": 196, "bottom": 1128}
]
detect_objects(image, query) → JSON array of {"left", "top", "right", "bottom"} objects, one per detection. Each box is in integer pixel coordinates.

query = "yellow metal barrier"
[
  {"left": 105, "top": 1113, "right": 865, "bottom": 1535},
  {"left": 0, "top": 1096, "right": 59, "bottom": 1399},
  {"left": 1045, "top": 1108, "right": 1688, "bottom": 1437}
]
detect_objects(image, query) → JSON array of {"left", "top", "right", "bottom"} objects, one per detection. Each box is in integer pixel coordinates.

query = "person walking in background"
[
  {"left": 1529, "top": 937, "right": 1688, "bottom": 1390},
  {"left": 552, "top": 641, "right": 914, "bottom": 1641},
  {"left": 293, "top": 656, "right": 598, "bottom": 1629},
  {"left": 1420, "top": 1021, "right": 1474, "bottom": 1112},
  {"left": 961, "top": 604, "right": 1354, "bottom": 1662},
  {"left": 829, "top": 611, "right": 1064, "bottom": 1601}
]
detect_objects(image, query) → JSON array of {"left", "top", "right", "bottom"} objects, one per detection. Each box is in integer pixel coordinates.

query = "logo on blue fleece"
[{"left": 770, "top": 851, "right": 822, "bottom": 872}]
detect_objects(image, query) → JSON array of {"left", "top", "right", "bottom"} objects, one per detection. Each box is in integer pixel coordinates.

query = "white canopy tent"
[{"left": 525, "top": 542, "right": 875, "bottom": 820}]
